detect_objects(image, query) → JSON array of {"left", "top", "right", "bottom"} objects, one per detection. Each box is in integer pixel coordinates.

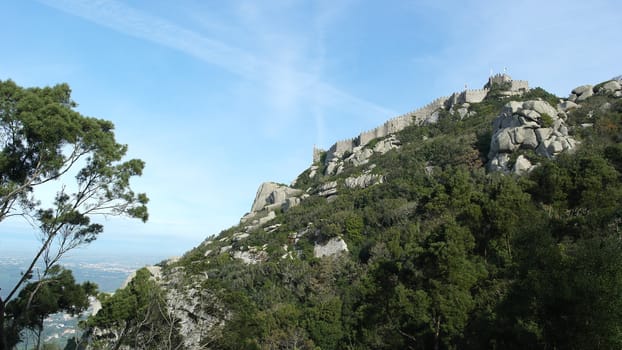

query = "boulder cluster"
[
  {"left": 488, "top": 77, "right": 621, "bottom": 174},
  {"left": 344, "top": 173, "right": 384, "bottom": 189},
  {"left": 569, "top": 80, "right": 622, "bottom": 101},
  {"left": 308, "top": 173, "right": 385, "bottom": 200},
  {"left": 324, "top": 135, "right": 400, "bottom": 176},
  {"left": 315, "top": 181, "right": 338, "bottom": 198},
  {"left": 570, "top": 85, "right": 595, "bottom": 101},
  {"left": 242, "top": 182, "right": 306, "bottom": 224},
  {"left": 488, "top": 100, "right": 578, "bottom": 173},
  {"left": 249, "top": 182, "right": 303, "bottom": 213}
]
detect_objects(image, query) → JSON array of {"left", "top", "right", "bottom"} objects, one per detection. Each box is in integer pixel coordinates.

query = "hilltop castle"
[
  {"left": 485, "top": 73, "right": 529, "bottom": 94},
  {"left": 313, "top": 74, "right": 529, "bottom": 164}
]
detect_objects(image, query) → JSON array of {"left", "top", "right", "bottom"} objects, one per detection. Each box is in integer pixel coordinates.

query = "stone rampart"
[
  {"left": 333, "top": 138, "right": 356, "bottom": 154},
  {"left": 463, "top": 89, "right": 489, "bottom": 103},
  {"left": 447, "top": 89, "right": 489, "bottom": 105},
  {"left": 359, "top": 114, "right": 414, "bottom": 146},
  {"left": 313, "top": 147, "right": 325, "bottom": 164},
  {"left": 410, "top": 96, "right": 451, "bottom": 123},
  {"left": 321, "top": 75, "right": 527, "bottom": 165},
  {"left": 511, "top": 80, "right": 529, "bottom": 92},
  {"left": 359, "top": 126, "right": 385, "bottom": 147},
  {"left": 322, "top": 94, "right": 453, "bottom": 164}
]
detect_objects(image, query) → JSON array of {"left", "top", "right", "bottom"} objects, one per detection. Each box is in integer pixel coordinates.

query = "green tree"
[
  {"left": 547, "top": 237, "right": 622, "bottom": 348},
  {"left": 4, "top": 267, "right": 97, "bottom": 350},
  {"left": 361, "top": 218, "right": 485, "bottom": 350},
  {"left": 87, "top": 268, "right": 181, "bottom": 350},
  {"left": 418, "top": 221, "right": 486, "bottom": 350},
  {"left": 0, "top": 80, "right": 148, "bottom": 350}
]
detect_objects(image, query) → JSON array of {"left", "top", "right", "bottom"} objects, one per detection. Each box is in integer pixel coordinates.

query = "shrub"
[{"left": 540, "top": 113, "right": 554, "bottom": 128}]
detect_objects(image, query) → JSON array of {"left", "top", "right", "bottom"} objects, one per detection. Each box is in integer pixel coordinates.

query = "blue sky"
[{"left": 0, "top": 0, "right": 621, "bottom": 259}]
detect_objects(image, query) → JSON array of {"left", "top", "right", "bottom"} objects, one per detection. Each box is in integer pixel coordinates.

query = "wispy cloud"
[
  {"left": 38, "top": 0, "right": 396, "bottom": 130},
  {"left": 39, "top": 0, "right": 261, "bottom": 76},
  {"left": 404, "top": 0, "right": 622, "bottom": 96}
]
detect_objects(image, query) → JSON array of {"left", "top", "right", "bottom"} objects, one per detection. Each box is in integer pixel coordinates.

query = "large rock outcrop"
[
  {"left": 164, "top": 277, "right": 225, "bottom": 349},
  {"left": 324, "top": 135, "right": 401, "bottom": 176},
  {"left": 242, "top": 182, "right": 303, "bottom": 224},
  {"left": 570, "top": 85, "right": 593, "bottom": 101},
  {"left": 313, "top": 237, "right": 348, "bottom": 258},
  {"left": 488, "top": 100, "right": 578, "bottom": 173},
  {"left": 344, "top": 174, "right": 384, "bottom": 189},
  {"left": 595, "top": 79, "right": 622, "bottom": 97},
  {"left": 250, "top": 182, "right": 302, "bottom": 212},
  {"left": 315, "top": 181, "right": 338, "bottom": 198}
]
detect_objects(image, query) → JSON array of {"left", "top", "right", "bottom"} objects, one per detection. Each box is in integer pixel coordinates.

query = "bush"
[{"left": 540, "top": 113, "right": 554, "bottom": 128}]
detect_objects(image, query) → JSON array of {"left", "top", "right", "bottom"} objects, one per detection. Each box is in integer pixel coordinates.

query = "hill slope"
[{"left": 88, "top": 75, "right": 622, "bottom": 350}]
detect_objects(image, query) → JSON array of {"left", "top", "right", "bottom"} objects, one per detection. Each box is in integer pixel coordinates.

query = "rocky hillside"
[{"left": 86, "top": 75, "right": 622, "bottom": 350}]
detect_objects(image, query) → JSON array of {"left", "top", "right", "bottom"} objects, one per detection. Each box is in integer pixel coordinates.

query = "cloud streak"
[
  {"left": 39, "top": 0, "right": 396, "bottom": 122},
  {"left": 403, "top": 0, "right": 622, "bottom": 96}
]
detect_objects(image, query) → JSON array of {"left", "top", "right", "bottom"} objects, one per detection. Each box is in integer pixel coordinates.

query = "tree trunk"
[
  {"left": 434, "top": 317, "right": 441, "bottom": 350},
  {"left": 0, "top": 297, "right": 6, "bottom": 350},
  {"left": 113, "top": 322, "right": 131, "bottom": 350},
  {"left": 5, "top": 228, "right": 57, "bottom": 304},
  {"left": 35, "top": 321, "right": 43, "bottom": 350}
]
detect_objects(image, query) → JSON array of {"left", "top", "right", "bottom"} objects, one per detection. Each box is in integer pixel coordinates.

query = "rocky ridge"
[
  {"left": 200, "top": 74, "right": 620, "bottom": 267},
  {"left": 91, "top": 73, "right": 622, "bottom": 349}
]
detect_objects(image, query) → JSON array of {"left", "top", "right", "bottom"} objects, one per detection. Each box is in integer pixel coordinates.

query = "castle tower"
[
  {"left": 486, "top": 73, "right": 512, "bottom": 88},
  {"left": 484, "top": 73, "right": 529, "bottom": 93},
  {"left": 312, "top": 146, "right": 324, "bottom": 164}
]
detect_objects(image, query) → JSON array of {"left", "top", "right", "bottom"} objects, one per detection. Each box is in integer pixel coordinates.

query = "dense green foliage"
[
  {"left": 87, "top": 268, "right": 182, "bottom": 349},
  {"left": 0, "top": 80, "right": 148, "bottom": 225},
  {"left": 97, "top": 82, "right": 622, "bottom": 349},
  {"left": 4, "top": 267, "right": 96, "bottom": 349}
]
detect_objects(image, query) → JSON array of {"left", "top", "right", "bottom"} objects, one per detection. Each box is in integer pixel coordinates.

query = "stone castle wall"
[
  {"left": 511, "top": 80, "right": 529, "bottom": 91},
  {"left": 333, "top": 138, "right": 357, "bottom": 154},
  {"left": 323, "top": 94, "right": 452, "bottom": 161},
  {"left": 463, "top": 89, "right": 489, "bottom": 103},
  {"left": 410, "top": 95, "right": 451, "bottom": 122},
  {"left": 319, "top": 75, "right": 529, "bottom": 164}
]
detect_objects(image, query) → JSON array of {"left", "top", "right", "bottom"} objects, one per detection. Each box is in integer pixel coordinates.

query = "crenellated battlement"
[
  {"left": 409, "top": 95, "right": 451, "bottom": 122},
  {"left": 486, "top": 73, "right": 529, "bottom": 93},
  {"left": 463, "top": 89, "right": 489, "bottom": 103},
  {"left": 320, "top": 75, "right": 529, "bottom": 164},
  {"left": 328, "top": 137, "right": 357, "bottom": 155},
  {"left": 489, "top": 73, "right": 512, "bottom": 85}
]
